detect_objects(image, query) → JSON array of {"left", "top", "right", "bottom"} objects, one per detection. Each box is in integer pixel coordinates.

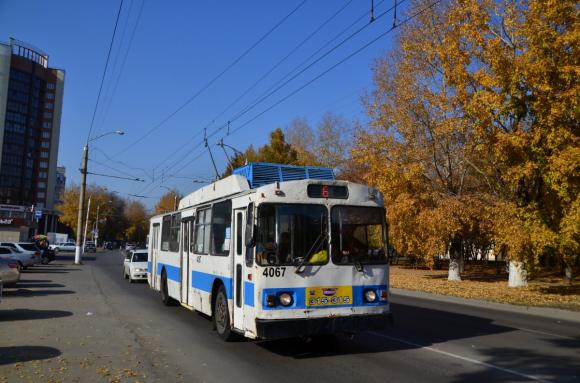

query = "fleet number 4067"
[{"left": 262, "top": 267, "right": 286, "bottom": 277}]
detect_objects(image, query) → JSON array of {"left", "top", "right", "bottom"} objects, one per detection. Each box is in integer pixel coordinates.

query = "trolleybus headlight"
[
  {"left": 364, "top": 289, "right": 377, "bottom": 302},
  {"left": 279, "top": 293, "right": 293, "bottom": 307}
]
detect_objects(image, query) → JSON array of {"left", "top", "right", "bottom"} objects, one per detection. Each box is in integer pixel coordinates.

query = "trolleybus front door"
[
  {"left": 232, "top": 208, "right": 246, "bottom": 331},
  {"left": 181, "top": 220, "right": 192, "bottom": 305},
  {"left": 150, "top": 223, "right": 160, "bottom": 289}
]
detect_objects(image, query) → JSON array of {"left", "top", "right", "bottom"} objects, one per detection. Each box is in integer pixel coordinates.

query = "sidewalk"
[
  {"left": 0, "top": 259, "right": 156, "bottom": 383},
  {"left": 392, "top": 287, "right": 580, "bottom": 324}
]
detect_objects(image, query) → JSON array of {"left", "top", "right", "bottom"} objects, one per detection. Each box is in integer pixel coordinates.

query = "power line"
[
  {"left": 137, "top": 0, "right": 439, "bottom": 197},
  {"left": 110, "top": 0, "right": 308, "bottom": 158},
  {"left": 86, "top": 0, "right": 125, "bottom": 143},
  {"left": 149, "top": 0, "right": 355, "bottom": 173}
]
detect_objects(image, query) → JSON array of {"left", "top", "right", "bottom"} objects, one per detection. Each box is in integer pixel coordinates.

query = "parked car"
[
  {"left": 85, "top": 241, "right": 96, "bottom": 253},
  {"left": 50, "top": 242, "right": 76, "bottom": 252},
  {"left": 0, "top": 242, "right": 40, "bottom": 268},
  {"left": 0, "top": 257, "right": 20, "bottom": 286},
  {"left": 123, "top": 250, "right": 148, "bottom": 282},
  {"left": 0, "top": 246, "right": 36, "bottom": 270}
]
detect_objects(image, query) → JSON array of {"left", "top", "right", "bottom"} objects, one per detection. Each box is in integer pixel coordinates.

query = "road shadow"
[
  {"left": 1, "top": 289, "right": 75, "bottom": 298},
  {"left": 0, "top": 309, "right": 73, "bottom": 322},
  {"left": 54, "top": 255, "right": 96, "bottom": 262},
  {"left": 450, "top": 346, "right": 580, "bottom": 383},
  {"left": 257, "top": 302, "right": 515, "bottom": 358},
  {"left": 10, "top": 283, "right": 66, "bottom": 288},
  {"left": 0, "top": 346, "right": 61, "bottom": 365}
]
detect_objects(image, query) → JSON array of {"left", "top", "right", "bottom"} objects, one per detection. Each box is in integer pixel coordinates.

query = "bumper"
[
  {"left": 256, "top": 312, "right": 393, "bottom": 340},
  {"left": 130, "top": 272, "right": 147, "bottom": 280}
]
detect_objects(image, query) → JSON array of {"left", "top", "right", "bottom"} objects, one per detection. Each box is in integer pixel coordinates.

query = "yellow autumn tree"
[
  {"left": 356, "top": 0, "right": 579, "bottom": 286},
  {"left": 154, "top": 189, "right": 182, "bottom": 214}
]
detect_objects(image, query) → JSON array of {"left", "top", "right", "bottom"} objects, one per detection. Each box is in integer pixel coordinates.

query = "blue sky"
[{"left": 0, "top": 0, "right": 403, "bottom": 209}]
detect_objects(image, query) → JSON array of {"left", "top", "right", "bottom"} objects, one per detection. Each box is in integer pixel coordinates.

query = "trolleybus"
[{"left": 147, "top": 162, "right": 392, "bottom": 340}]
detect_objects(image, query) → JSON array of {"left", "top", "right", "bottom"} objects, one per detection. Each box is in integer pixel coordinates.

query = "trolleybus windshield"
[
  {"left": 256, "top": 203, "right": 328, "bottom": 266},
  {"left": 331, "top": 206, "right": 387, "bottom": 265}
]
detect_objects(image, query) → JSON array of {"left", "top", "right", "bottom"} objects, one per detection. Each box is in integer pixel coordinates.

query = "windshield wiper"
[{"left": 294, "top": 232, "right": 327, "bottom": 274}]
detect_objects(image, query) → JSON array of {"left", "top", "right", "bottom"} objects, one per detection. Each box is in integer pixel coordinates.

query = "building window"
[
  {"left": 42, "top": 131, "right": 50, "bottom": 139},
  {"left": 40, "top": 152, "right": 49, "bottom": 158},
  {"left": 46, "top": 93, "right": 54, "bottom": 100},
  {"left": 37, "top": 191, "right": 45, "bottom": 198},
  {"left": 46, "top": 83, "right": 55, "bottom": 90},
  {"left": 45, "top": 103, "right": 53, "bottom": 109},
  {"left": 43, "top": 112, "right": 52, "bottom": 119},
  {"left": 38, "top": 182, "right": 46, "bottom": 189},
  {"left": 38, "top": 171, "right": 47, "bottom": 178},
  {"left": 42, "top": 121, "right": 52, "bottom": 129},
  {"left": 39, "top": 162, "right": 48, "bottom": 169},
  {"left": 41, "top": 142, "right": 50, "bottom": 148}
]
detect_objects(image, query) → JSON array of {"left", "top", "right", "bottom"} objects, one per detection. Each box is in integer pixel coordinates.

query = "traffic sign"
[{"left": 34, "top": 209, "right": 43, "bottom": 219}]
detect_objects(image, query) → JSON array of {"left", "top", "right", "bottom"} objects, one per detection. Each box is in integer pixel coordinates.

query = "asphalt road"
[{"left": 89, "top": 250, "right": 580, "bottom": 383}]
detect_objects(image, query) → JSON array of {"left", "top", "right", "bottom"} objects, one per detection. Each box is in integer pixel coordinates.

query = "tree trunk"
[
  {"left": 508, "top": 260, "right": 528, "bottom": 287},
  {"left": 564, "top": 263, "right": 573, "bottom": 284},
  {"left": 448, "top": 237, "right": 462, "bottom": 282}
]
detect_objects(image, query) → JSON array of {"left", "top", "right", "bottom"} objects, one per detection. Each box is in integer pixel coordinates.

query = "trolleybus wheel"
[
  {"left": 213, "top": 285, "right": 236, "bottom": 341},
  {"left": 160, "top": 270, "right": 176, "bottom": 306}
]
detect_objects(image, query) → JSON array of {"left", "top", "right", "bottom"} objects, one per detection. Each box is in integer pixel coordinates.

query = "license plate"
[{"left": 306, "top": 286, "right": 352, "bottom": 307}]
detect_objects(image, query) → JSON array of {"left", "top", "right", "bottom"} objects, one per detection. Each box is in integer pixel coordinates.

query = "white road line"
[
  {"left": 512, "top": 326, "right": 577, "bottom": 340},
  {"left": 372, "top": 332, "right": 553, "bottom": 383}
]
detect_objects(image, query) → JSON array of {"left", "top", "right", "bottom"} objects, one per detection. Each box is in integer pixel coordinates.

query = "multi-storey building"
[{"left": 0, "top": 38, "right": 65, "bottom": 241}]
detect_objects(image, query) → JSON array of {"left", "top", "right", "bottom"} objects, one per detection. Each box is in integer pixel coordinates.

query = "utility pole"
[
  {"left": 82, "top": 195, "right": 92, "bottom": 254},
  {"left": 74, "top": 145, "right": 88, "bottom": 264}
]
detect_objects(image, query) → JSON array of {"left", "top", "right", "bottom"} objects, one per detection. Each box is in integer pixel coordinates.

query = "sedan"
[
  {"left": 0, "top": 244, "right": 39, "bottom": 269},
  {"left": 51, "top": 242, "right": 76, "bottom": 252},
  {"left": 0, "top": 257, "right": 20, "bottom": 286},
  {"left": 123, "top": 250, "right": 148, "bottom": 283}
]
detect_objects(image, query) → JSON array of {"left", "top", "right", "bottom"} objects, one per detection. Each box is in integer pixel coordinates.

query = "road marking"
[
  {"left": 372, "top": 332, "right": 553, "bottom": 383},
  {"left": 512, "top": 326, "right": 577, "bottom": 340}
]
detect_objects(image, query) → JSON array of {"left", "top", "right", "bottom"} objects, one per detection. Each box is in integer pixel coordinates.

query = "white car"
[
  {"left": 50, "top": 242, "right": 76, "bottom": 252},
  {"left": 0, "top": 257, "right": 20, "bottom": 286},
  {"left": 123, "top": 250, "right": 148, "bottom": 283},
  {"left": 0, "top": 245, "right": 37, "bottom": 270},
  {"left": 0, "top": 243, "right": 41, "bottom": 267}
]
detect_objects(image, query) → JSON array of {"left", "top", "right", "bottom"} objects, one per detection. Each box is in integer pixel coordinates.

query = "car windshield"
[
  {"left": 132, "top": 253, "right": 147, "bottom": 262},
  {"left": 256, "top": 203, "right": 328, "bottom": 266},
  {"left": 331, "top": 206, "right": 388, "bottom": 265},
  {"left": 19, "top": 243, "right": 39, "bottom": 252}
]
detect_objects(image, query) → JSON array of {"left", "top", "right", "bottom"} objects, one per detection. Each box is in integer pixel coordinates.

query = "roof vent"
[{"left": 233, "top": 162, "right": 335, "bottom": 188}]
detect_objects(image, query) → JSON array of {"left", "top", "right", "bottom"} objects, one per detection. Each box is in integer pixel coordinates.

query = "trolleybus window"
[
  {"left": 211, "top": 200, "right": 232, "bottom": 256},
  {"left": 194, "top": 208, "right": 211, "bottom": 254},
  {"left": 169, "top": 213, "right": 181, "bottom": 252},
  {"left": 331, "top": 206, "right": 387, "bottom": 265},
  {"left": 161, "top": 215, "right": 171, "bottom": 251},
  {"left": 256, "top": 203, "right": 328, "bottom": 266}
]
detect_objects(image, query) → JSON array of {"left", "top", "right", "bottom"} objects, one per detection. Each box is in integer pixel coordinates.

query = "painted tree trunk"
[
  {"left": 508, "top": 260, "right": 528, "bottom": 287},
  {"left": 564, "top": 263, "right": 573, "bottom": 284},
  {"left": 448, "top": 237, "right": 462, "bottom": 282}
]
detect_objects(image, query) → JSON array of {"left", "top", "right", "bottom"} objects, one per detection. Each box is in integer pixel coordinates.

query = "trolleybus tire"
[
  {"left": 213, "top": 285, "right": 236, "bottom": 341},
  {"left": 160, "top": 270, "right": 176, "bottom": 306}
]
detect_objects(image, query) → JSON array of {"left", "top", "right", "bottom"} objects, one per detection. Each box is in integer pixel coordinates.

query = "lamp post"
[
  {"left": 94, "top": 200, "right": 112, "bottom": 247},
  {"left": 160, "top": 186, "right": 177, "bottom": 211},
  {"left": 74, "top": 130, "right": 124, "bottom": 264}
]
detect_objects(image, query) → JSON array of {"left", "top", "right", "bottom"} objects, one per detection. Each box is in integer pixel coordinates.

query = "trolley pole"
[{"left": 74, "top": 145, "right": 88, "bottom": 264}]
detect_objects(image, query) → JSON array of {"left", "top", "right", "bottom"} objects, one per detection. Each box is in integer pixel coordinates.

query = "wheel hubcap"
[{"left": 216, "top": 295, "right": 226, "bottom": 332}]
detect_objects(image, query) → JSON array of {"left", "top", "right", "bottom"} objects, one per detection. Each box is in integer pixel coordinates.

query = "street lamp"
[
  {"left": 160, "top": 186, "right": 178, "bottom": 211},
  {"left": 74, "top": 130, "right": 124, "bottom": 264}
]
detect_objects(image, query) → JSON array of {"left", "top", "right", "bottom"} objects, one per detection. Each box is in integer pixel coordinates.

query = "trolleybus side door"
[
  {"left": 232, "top": 208, "right": 246, "bottom": 331},
  {"left": 181, "top": 219, "right": 192, "bottom": 305},
  {"left": 151, "top": 223, "right": 160, "bottom": 289}
]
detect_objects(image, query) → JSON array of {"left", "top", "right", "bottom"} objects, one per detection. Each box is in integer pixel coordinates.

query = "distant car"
[
  {"left": 85, "top": 241, "right": 96, "bottom": 253},
  {"left": 0, "top": 242, "right": 41, "bottom": 267},
  {"left": 105, "top": 242, "right": 114, "bottom": 250},
  {"left": 123, "top": 250, "right": 148, "bottom": 283},
  {"left": 0, "top": 245, "right": 36, "bottom": 270},
  {"left": 51, "top": 242, "right": 76, "bottom": 252},
  {"left": 0, "top": 257, "right": 20, "bottom": 286}
]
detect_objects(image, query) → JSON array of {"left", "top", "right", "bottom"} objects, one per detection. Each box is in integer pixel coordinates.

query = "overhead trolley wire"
[
  {"left": 150, "top": 0, "right": 355, "bottom": 173},
  {"left": 86, "top": 0, "right": 125, "bottom": 143},
  {"left": 110, "top": 0, "right": 308, "bottom": 159},
  {"left": 140, "top": 0, "right": 441, "bottom": 196}
]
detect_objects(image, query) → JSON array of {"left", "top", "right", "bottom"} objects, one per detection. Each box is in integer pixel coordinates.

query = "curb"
[{"left": 391, "top": 287, "right": 580, "bottom": 324}]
